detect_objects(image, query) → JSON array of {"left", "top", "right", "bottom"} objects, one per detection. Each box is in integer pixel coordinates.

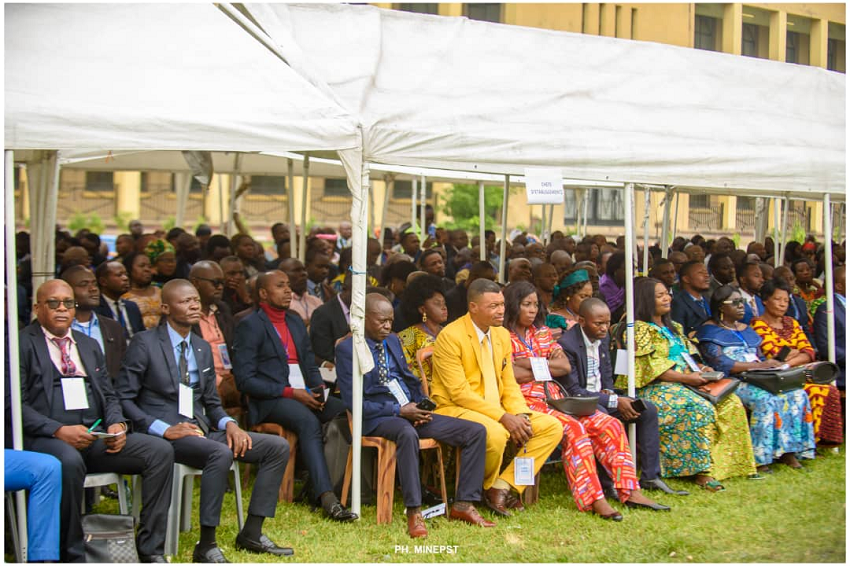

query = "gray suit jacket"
[{"left": 116, "top": 323, "right": 228, "bottom": 434}]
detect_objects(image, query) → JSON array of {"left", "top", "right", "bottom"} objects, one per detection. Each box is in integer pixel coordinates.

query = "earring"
[
  {"left": 422, "top": 312, "right": 428, "bottom": 323},
  {"left": 719, "top": 312, "right": 724, "bottom": 321}
]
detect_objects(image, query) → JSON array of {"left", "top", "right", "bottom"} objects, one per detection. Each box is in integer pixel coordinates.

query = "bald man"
[
  {"left": 116, "top": 279, "right": 292, "bottom": 561},
  {"left": 19, "top": 279, "right": 173, "bottom": 563}
]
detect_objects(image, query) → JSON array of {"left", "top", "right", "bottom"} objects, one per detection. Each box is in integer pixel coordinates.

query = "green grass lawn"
[{"left": 132, "top": 446, "right": 845, "bottom": 563}]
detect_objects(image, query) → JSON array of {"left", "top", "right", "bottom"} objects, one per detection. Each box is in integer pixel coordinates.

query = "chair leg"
[
  {"left": 340, "top": 448, "right": 353, "bottom": 507},
  {"left": 132, "top": 476, "right": 142, "bottom": 523},
  {"left": 165, "top": 468, "right": 183, "bottom": 557},
  {"left": 435, "top": 448, "right": 448, "bottom": 512},
  {"left": 231, "top": 463, "right": 244, "bottom": 530},
  {"left": 180, "top": 475, "right": 194, "bottom": 532},
  {"left": 375, "top": 443, "right": 397, "bottom": 525},
  {"left": 523, "top": 472, "right": 540, "bottom": 506},
  {"left": 117, "top": 477, "right": 129, "bottom": 515}
]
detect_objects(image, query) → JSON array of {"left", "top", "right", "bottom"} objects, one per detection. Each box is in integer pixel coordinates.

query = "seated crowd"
[{"left": 7, "top": 217, "right": 846, "bottom": 561}]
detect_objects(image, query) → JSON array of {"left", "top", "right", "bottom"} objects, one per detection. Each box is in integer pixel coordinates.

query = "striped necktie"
[{"left": 51, "top": 337, "right": 77, "bottom": 376}]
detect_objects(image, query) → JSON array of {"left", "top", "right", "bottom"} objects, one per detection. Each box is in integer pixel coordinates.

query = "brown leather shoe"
[
  {"left": 504, "top": 492, "right": 525, "bottom": 512},
  {"left": 449, "top": 504, "right": 496, "bottom": 527},
  {"left": 407, "top": 512, "right": 428, "bottom": 538},
  {"left": 483, "top": 487, "right": 512, "bottom": 517}
]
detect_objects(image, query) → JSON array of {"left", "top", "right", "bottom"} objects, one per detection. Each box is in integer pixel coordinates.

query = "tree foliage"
[{"left": 438, "top": 183, "right": 507, "bottom": 232}]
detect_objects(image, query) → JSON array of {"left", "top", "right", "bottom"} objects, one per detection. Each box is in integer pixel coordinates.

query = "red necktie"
[{"left": 51, "top": 337, "right": 77, "bottom": 376}]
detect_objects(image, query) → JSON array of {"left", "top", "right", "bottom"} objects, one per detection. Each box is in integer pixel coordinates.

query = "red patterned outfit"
[{"left": 509, "top": 326, "right": 640, "bottom": 511}]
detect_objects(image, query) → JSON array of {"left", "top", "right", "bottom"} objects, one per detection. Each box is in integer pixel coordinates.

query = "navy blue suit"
[
  {"left": 335, "top": 333, "right": 487, "bottom": 507},
  {"left": 557, "top": 324, "right": 662, "bottom": 481},
  {"left": 814, "top": 296, "right": 846, "bottom": 390},
  {"left": 670, "top": 289, "right": 710, "bottom": 337},
  {"left": 232, "top": 308, "right": 344, "bottom": 500},
  {"left": 741, "top": 295, "right": 764, "bottom": 325},
  {"left": 94, "top": 295, "right": 146, "bottom": 335}
]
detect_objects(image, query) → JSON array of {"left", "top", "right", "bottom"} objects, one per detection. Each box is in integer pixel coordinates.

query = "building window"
[
  {"left": 85, "top": 172, "right": 114, "bottom": 192},
  {"left": 392, "top": 180, "right": 433, "bottom": 200},
  {"left": 695, "top": 15, "right": 718, "bottom": 52},
  {"left": 464, "top": 3, "right": 501, "bottom": 23},
  {"left": 563, "top": 188, "right": 624, "bottom": 226},
  {"left": 742, "top": 23, "right": 759, "bottom": 58},
  {"left": 690, "top": 194, "right": 711, "bottom": 209},
  {"left": 324, "top": 178, "right": 350, "bottom": 198},
  {"left": 249, "top": 175, "right": 287, "bottom": 196},
  {"left": 786, "top": 30, "right": 798, "bottom": 64},
  {"left": 397, "top": 3, "right": 438, "bottom": 15}
]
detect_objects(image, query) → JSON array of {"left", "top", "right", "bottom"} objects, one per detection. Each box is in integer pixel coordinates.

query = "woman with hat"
[
  {"left": 144, "top": 238, "right": 178, "bottom": 288},
  {"left": 545, "top": 269, "right": 594, "bottom": 336}
]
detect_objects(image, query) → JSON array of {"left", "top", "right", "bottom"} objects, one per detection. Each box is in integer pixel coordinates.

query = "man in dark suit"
[
  {"left": 117, "top": 279, "right": 293, "bottom": 562},
  {"left": 62, "top": 265, "right": 127, "bottom": 381},
  {"left": 19, "top": 279, "right": 173, "bottom": 563},
  {"left": 670, "top": 260, "right": 712, "bottom": 337},
  {"left": 309, "top": 272, "right": 352, "bottom": 368},
  {"left": 558, "top": 298, "right": 687, "bottom": 497},
  {"left": 336, "top": 293, "right": 493, "bottom": 539},
  {"left": 232, "top": 270, "right": 356, "bottom": 522},
  {"left": 736, "top": 261, "right": 765, "bottom": 325},
  {"left": 815, "top": 265, "right": 846, "bottom": 392},
  {"left": 94, "top": 260, "right": 146, "bottom": 338}
]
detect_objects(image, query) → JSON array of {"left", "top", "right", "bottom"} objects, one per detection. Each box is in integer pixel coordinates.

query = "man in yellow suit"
[{"left": 431, "top": 279, "right": 562, "bottom": 517}]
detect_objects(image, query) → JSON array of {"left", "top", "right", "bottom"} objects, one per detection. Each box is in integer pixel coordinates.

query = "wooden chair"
[
  {"left": 341, "top": 411, "right": 447, "bottom": 524},
  {"left": 243, "top": 423, "right": 299, "bottom": 502}
]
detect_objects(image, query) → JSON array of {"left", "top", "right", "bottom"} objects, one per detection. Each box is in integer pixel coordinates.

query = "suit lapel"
[
  {"left": 572, "top": 326, "right": 588, "bottom": 386},
  {"left": 157, "top": 325, "right": 179, "bottom": 388},
  {"left": 28, "top": 324, "right": 56, "bottom": 409},
  {"left": 259, "top": 310, "right": 289, "bottom": 362},
  {"left": 463, "top": 316, "right": 484, "bottom": 374}
]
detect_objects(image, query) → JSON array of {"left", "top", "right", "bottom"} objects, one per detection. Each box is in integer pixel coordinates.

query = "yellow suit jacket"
[{"left": 431, "top": 313, "right": 530, "bottom": 422}]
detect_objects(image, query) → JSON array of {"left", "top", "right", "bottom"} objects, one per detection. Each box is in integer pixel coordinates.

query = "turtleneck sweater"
[{"left": 260, "top": 303, "right": 300, "bottom": 398}]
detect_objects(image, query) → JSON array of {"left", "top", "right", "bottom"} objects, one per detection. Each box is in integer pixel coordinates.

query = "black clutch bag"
[
  {"left": 802, "top": 361, "right": 840, "bottom": 385},
  {"left": 684, "top": 378, "right": 740, "bottom": 405},
  {"left": 542, "top": 381, "right": 599, "bottom": 417},
  {"left": 739, "top": 366, "right": 807, "bottom": 395}
]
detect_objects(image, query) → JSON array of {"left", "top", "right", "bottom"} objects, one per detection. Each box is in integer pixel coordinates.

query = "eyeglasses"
[
  {"left": 194, "top": 277, "right": 224, "bottom": 287},
  {"left": 722, "top": 299, "right": 746, "bottom": 307},
  {"left": 43, "top": 299, "right": 77, "bottom": 310}
]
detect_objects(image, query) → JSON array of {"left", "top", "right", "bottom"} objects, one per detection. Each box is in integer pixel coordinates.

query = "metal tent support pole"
[
  {"left": 420, "top": 174, "right": 427, "bottom": 241},
  {"left": 823, "top": 194, "right": 836, "bottom": 364},
  {"left": 379, "top": 174, "right": 393, "bottom": 255},
  {"left": 287, "top": 159, "right": 297, "bottom": 260},
  {"left": 411, "top": 177, "right": 418, "bottom": 234},
  {"left": 479, "top": 181, "right": 486, "bottom": 261},
  {"left": 642, "top": 187, "right": 651, "bottom": 274},
  {"left": 773, "top": 198, "right": 781, "bottom": 266},
  {"left": 583, "top": 189, "right": 590, "bottom": 237},
  {"left": 499, "top": 175, "right": 510, "bottom": 284},
  {"left": 299, "top": 154, "right": 310, "bottom": 264},
  {"left": 624, "top": 183, "right": 637, "bottom": 461},
  {"left": 5, "top": 151, "right": 28, "bottom": 560},
  {"left": 779, "top": 196, "right": 790, "bottom": 267},
  {"left": 574, "top": 189, "right": 581, "bottom": 236},
  {"left": 671, "top": 191, "right": 680, "bottom": 243},
  {"left": 227, "top": 154, "right": 242, "bottom": 237},
  {"left": 547, "top": 202, "right": 555, "bottom": 243}
]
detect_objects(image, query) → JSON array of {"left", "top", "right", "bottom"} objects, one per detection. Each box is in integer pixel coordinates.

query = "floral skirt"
[
  {"left": 639, "top": 382, "right": 755, "bottom": 480},
  {"left": 735, "top": 383, "right": 816, "bottom": 465}
]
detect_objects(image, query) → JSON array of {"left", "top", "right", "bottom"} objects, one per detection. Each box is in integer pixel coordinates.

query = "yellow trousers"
[{"left": 435, "top": 407, "right": 562, "bottom": 492}]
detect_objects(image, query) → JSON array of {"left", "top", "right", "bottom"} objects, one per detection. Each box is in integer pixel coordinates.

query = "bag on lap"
[{"left": 81, "top": 514, "right": 138, "bottom": 563}]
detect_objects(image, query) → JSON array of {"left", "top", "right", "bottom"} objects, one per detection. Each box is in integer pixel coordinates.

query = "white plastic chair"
[{"left": 83, "top": 472, "right": 128, "bottom": 514}]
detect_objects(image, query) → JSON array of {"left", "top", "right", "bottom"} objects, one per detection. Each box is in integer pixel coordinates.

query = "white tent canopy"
[{"left": 244, "top": 2, "right": 844, "bottom": 197}]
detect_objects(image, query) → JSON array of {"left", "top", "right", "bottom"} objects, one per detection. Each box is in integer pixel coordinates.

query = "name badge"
[
  {"left": 614, "top": 349, "right": 628, "bottom": 375},
  {"left": 530, "top": 357, "right": 552, "bottom": 382},
  {"left": 61, "top": 377, "right": 90, "bottom": 411},
  {"left": 386, "top": 379, "right": 410, "bottom": 406},
  {"left": 680, "top": 352, "right": 701, "bottom": 372},
  {"left": 288, "top": 363, "right": 306, "bottom": 389},
  {"left": 514, "top": 456, "right": 536, "bottom": 486},
  {"left": 218, "top": 344, "right": 233, "bottom": 370},
  {"left": 179, "top": 384, "right": 194, "bottom": 418}
]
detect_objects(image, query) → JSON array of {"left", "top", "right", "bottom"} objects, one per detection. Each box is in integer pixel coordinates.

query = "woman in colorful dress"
[
  {"left": 398, "top": 274, "right": 448, "bottom": 390},
  {"left": 751, "top": 278, "right": 843, "bottom": 445},
  {"left": 121, "top": 251, "right": 162, "bottom": 329},
  {"left": 144, "top": 238, "right": 178, "bottom": 288},
  {"left": 503, "top": 281, "right": 664, "bottom": 520},
  {"left": 696, "top": 285, "right": 816, "bottom": 472},
  {"left": 545, "top": 269, "right": 594, "bottom": 337},
  {"left": 615, "top": 278, "right": 756, "bottom": 491},
  {"left": 791, "top": 257, "right": 825, "bottom": 319}
]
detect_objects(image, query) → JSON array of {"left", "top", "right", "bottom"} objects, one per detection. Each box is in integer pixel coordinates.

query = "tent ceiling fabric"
[
  {"left": 244, "top": 3, "right": 845, "bottom": 195},
  {"left": 5, "top": 3, "right": 358, "bottom": 154}
]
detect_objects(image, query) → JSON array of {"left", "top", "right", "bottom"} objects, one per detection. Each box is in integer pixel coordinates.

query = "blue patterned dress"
[{"left": 696, "top": 324, "right": 816, "bottom": 466}]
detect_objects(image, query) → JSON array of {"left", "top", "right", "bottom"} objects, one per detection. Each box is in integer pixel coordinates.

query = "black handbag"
[
  {"left": 801, "top": 361, "right": 840, "bottom": 385},
  {"left": 81, "top": 514, "right": 139, "bottom": 563},
  {"left": 739, "top": 366, "right": 807, "bottom": 395},
  {"left": 542, "top": 381, "right": 599, "bottom": 417},
  {"left": 684, "top": 377, "right": 741, "bottom": 405}
]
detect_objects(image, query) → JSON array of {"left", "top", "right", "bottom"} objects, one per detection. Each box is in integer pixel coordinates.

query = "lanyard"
[
  {"left": 516, "top": 327, "right": 537, "bottom": 356},
  {"left": 75, "top": 318, "right": 94, "bottom": 337}
]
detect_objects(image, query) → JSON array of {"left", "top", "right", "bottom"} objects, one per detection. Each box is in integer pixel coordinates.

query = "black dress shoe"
[
  {"left": 326, "top": 502, "right": 359, "bottom": 522},
  {"left": 625, "top": 500, "right": 671, "bottom": 512},
  {"left": 640, "top": 478, "right": 689, "bottom": 496},
  {"left": 234, "top": 532, "right": 294, "bottom": 557},
  {"left": 598, "top": 511, "right": 624, "bottom": 522},
  {"left": 139, "top": 555, "right": 168, "bottom": 563},
  {"left": 192, "top": 544, "right": 229, "bottom": 563}
]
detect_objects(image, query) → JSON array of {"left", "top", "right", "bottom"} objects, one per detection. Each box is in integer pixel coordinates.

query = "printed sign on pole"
[{"left": 524, "top": 168, "right": 564, "bottom": 205}]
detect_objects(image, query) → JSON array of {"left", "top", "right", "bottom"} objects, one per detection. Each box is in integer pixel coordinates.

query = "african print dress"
[
  {"left": 615, "top": 321, "right": 756, "bottom": 480},
  {"left": 122, "top": 287, "right": 162, "bottom": 330},
  {"left": 750, "top": 317, "right": 843, "bottom": 444},
  {"left": 398, "top": 324, "right": 438, "bottom": 389},
  {"left": 510, "top": 326, "right": 639, "bottom": 512},
  {"left": 696, "top": 324, "right": 815, "bottom": 466}
]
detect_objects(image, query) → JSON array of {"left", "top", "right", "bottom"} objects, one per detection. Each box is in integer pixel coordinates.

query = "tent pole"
[
  {"left": 642, "top": 187, "right": 651, "bottom": 274},
  {"left": 411, "top": 177, "right": 418, "bottom": 234},
  {"left": 368, "top": 179, "right": 375, "bottom": 240},
  {"left": 661, "top": 188, "right": 672, "bottom": 258},
  {"left": 773, "top": 198, "right": 780, "bottom": 266},
  {"left": 479, "top": 181, "right": 486, "bottom": 261},
  {"left": 299, "top": 154, "right": 310, "bottom": 264},
  {"left": 227, "top": 154, "right": 242, "bottom": 237},
  {"left": 174, "top": 172, "right": 191, "bottom": 229},
  {"left": 583, "top": 189, "right": 590, "bottom": 237},
  {"left": 28, "top": 152, "right": 60, "bottom": 295},
  {"left": 217, "top": 174, "right": 226, "bottom": 234},
  {"left": 547, "top": 202, "right": 555, "bottom": 243},
  {"left": 671, "top": 191, "right": 680, "bottom": 243},
  {"left": 5, "top": 151, "right": 28, "bottom": 560},
  {"left": 823, "top": 193, "right": 836, "bottom": 364},
  {"left": 779, "top": 195, "right": 790, "bottom": 267},
  {"left": 287, "top": 159, "right": 297, "bottom": 260},
  {"left": 573, "top": 189, "right": 581, "bottom": 236},
  {"left": 624, "top": 182, "right": 637, "bottom": 462},
  {"left": 379, "top": 174, "right": 393, "bottom": 257},
  {"left": 499, "top": 175, "right": 509, "bottom": 284},
  {"left": 420, "top": 174, "right": 427, "bottom": 241}
]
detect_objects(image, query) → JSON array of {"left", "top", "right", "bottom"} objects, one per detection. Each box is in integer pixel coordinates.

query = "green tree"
[
  {"left": 439, "top": 183, "right": 506, "bottom": 232},
  {"left": 68, "top": 212, "right": 105, "bottom": 234}
]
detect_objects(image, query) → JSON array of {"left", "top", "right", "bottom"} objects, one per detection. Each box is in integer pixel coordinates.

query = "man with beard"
[
  {"left": 280, "top": 258, "right": 323, "bottom": 327},
  {"left": 670, "top": 260, "right": 712, "bottom": 337},
  {"left": 94, "top": 261, "right": 145, "bottom": 340}
]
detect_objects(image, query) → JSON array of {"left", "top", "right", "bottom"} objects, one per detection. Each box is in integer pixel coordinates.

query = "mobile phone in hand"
[
  {"left": 775, "top": 346, "right": 791, "bottom": 361},
  {"left": 416, "top": 398, "right": 437, "bottom": 411},
  {"left": 631, "top": 398, "right": 647, "bottom": 413}
]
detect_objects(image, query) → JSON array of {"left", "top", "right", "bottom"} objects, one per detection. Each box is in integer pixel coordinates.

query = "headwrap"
[
  {"left": 553, "top": 269, "right": 589, "bottom": 297},
  {"left": 144, "top": 239, "right": 175, "bottom": 264},
  {"left": 801, "top": 242, "right": 817, "bottom": 252}
]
